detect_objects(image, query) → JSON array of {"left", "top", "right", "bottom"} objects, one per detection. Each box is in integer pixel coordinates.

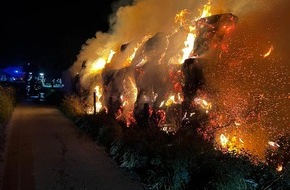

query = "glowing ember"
[
  {"left": 234, "top": 121, "right": 241, "bottom": 126},
  {"left": 194, "top": 97, "right": 212, "bottom": 113},
  {"left": 268, "top": 141, "right": 280, "bottom": 148},
  {"left": 276, "top": 163, "right": 283, "bottom": 172},
  {"left": 262, "top": 45, "right": 274, "bottom": 58}
]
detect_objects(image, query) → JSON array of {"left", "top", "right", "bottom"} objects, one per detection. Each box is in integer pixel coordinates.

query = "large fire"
[{"left": 67, "top": 0, "right": 289, "bottom": 165}]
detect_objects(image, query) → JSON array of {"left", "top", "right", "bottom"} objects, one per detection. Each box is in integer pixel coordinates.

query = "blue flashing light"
[{"left": 2, "top": 66, "right": 24, "bottom": 78}]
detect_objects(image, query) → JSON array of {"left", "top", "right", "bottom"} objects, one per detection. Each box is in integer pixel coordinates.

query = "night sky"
[{"left": 0, "top": 0, "right": 118, "bottom": 77}]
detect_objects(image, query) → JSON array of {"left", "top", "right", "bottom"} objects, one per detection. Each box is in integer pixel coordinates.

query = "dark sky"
[{"left": 0, "top": 0, "right": 118, "bottom": 76}]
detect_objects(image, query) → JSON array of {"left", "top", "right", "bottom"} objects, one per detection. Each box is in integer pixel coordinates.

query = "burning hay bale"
[
  {"left": 70, "top": 12, "right": 239, "bottom": 131},
  {"left": 194, "top": 13, "right": 238, "bottom": 56},
  {"left": 102, "top": 66, "right": 134, "bottom": 116}
]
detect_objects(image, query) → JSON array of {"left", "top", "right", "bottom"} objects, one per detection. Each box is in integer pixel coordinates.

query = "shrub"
[
  {"left": 0, "top": 86, "right": 16, "bottom": 124},
  {"left": 59, "top": 93, "right": 86, "bottom": 119},
  {"left": 97, "top": 117, "right": 123, "bottom": 149},
  {"left": 59, "top": 94, "right": 289, "bottom": 190},
  {"left": 0, "top": 85, "right": 16, "bottom": 158}
]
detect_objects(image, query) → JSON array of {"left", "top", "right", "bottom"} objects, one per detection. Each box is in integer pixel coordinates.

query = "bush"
[
  {"left": 0, "top": 85, "right": 16, "bottom": 159},
  {"left": 0, "top": 86, "right": 16, "bottom": 124},
  {"left": 59, "top": 93, "right": 86, "bottom": 119},
  {"left": 97, "top": 119, "right": 123, "bottom": 149}
]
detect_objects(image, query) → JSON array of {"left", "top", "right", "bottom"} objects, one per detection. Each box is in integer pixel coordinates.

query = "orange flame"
[
  {"left": 107, "top": 50, "right": 116, "bottom": 63},
  {"left": 91, "top": 50, "right": 116, "bottom": 73},
  {"left": 199, "top": 1, "right": 212, "bottom": 19},
  {"left": 194, "top": 97, "right": 212, "bottom": 113},
  {"left": 91, "top": 58, "right": 107, "bottom": 73},
  {"left": 220, "top": 134, "right": 229, "bottom": 148},
  {"left": 276, "top": 163, "right": 283, "bottom": 172},
  {"left": 181, "top": 26, "right": 196, "bottom": 63},
  {"left": 128, "top": 76, "right": 138, "bottom": 102},
  {"left": 117, "top": 76, "right": 138, "bottom": 127},
  {"left": 174, "top": 9, "right": 189, "bottom": 26},
  {"left": 127, "top": 47, "right": 139, "bottom": 64},
  {"left": 218, "top": 133, "right": 244, "bottom": 154},
  {"left": 127, "top": 35, "right": 152, "bottom": 67},
  {"left": 94, "top": 85, "right": 103, "bottom": 113},
  {"left": 160, "top": 93, "right": 183, "bottom": 107},
  {"left": 263, "top": 45, "right": 274, "bottom": 58},
  {"left": 178, "top": 1, "right": 212, "bottom": 63}
]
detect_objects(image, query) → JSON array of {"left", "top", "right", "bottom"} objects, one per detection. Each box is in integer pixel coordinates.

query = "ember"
[{"left": 263, "top": 45, "right": 274, "bottom": 58}]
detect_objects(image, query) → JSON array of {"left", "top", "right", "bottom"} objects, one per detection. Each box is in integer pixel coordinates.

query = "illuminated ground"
[{"left": 0, "top": 99, "right": 146, "bottom": 190}]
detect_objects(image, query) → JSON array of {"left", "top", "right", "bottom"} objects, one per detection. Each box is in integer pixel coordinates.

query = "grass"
[
  {"left": 0, "top": 83, "right": 18, "bottom": 184},
  {"left": 59, "top": 93, "right": 290, "bottom": 190}
]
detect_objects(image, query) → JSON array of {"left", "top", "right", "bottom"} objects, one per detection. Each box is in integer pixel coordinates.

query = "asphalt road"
[{"left": 0, "top": 99, "right": 146, "bottom": 190}]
